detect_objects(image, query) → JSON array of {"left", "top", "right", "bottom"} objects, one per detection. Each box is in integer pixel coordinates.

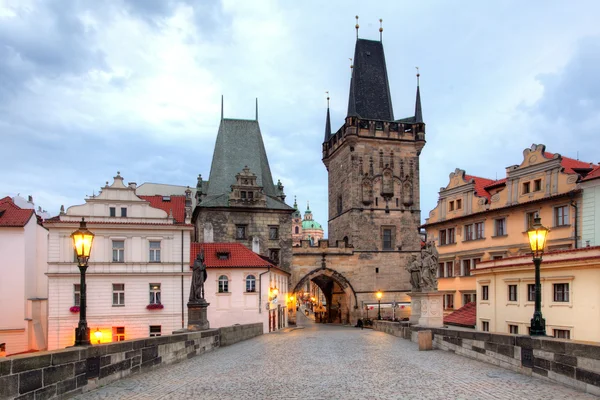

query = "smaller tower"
[{"left": 291, "top": 196, "right": 303, "bottom": 246}]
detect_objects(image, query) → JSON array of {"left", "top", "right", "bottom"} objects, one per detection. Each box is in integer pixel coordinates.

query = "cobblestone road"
[{"left": 75, "top": 312, "right": 595, "bottom": 400}]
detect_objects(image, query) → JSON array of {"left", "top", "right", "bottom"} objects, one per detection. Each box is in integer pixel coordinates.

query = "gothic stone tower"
[{"left": 323, "top": 38, "right": 426, "bottom": 253}]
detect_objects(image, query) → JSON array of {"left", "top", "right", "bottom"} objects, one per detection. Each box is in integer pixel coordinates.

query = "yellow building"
[
  {"left": 422, "top": 144, "right": 596, "bottom": 314},
  {"left": 473, "top": 246, "right": 600, "bottom": 341}
]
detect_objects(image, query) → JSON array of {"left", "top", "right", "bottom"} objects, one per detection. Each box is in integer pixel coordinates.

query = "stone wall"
[
  {"left": 373, "top": 321, "right": 600, "bottom": 396},
  {"left": 219, "top": 323, "right": 263, "bottom": 347},
  {"left": 0, "top": 323, "right": 263, "bottom": 400}
]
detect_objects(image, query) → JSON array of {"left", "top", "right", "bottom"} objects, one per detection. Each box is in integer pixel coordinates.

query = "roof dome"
[{"left": 302, "top": 220, "right": 322, "bottom": 230}]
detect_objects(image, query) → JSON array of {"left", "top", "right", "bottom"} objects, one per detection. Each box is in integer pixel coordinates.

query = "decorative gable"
[{"left": 229, "top": 166, "right": 267, "bottom": 207}]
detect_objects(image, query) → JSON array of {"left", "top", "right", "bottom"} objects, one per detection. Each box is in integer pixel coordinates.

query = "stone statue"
[
  {"left": 189, "top": 250, "right": 207, "bottom": 303},
  {"left": 420, "top": 241, "right": 439, "bottom": 291},
  {"left": 406, "top": 254, "right": 422, "bottom": 291},
  {"left": 196, "top": 174, "right": 204, "bottom": 193}
]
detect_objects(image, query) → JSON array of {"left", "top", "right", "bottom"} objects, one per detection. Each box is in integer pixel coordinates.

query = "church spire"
[
  {"left": 324, "top": 92, "right": 331, "bottom": 142},
  {"left": 414, "top": 68, "right": 423, "bottom": 123}
]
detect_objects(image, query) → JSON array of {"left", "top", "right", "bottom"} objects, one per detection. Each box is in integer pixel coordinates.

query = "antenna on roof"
[
  {"left": 379, "top": 18, "right": 383, "bottom": 42},
  {"left": 221, "top": 95, "right": 224, "bottom": 120},
  {"left": 355, "top": 15, "right": 359, "bottom": 39},
  {"left": 255, "top": 98, "right": 258, "bottom": 121}
]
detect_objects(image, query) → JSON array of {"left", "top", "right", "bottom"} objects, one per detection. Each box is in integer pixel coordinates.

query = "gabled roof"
[
  {"left": 0, "top": 197, "right": 35, "bottom": 227},
  {"left": 139, "top": 195, "right": 186, "bottom": 223},
  {"left": 443, "top": 302, "right": 476, "bottom": 328},
  {"left": 206, "top": 118, "right": 276, "bottom": 197},
  {"left": 190, "top": 242, "right": 282, "bottom": 270},
  {"left": 544, "top": 152, "right": 595, "bottom": 175},
  {"left": 583, "top": 165, "right": 600, "bottom": 182},
  {"left": 464, "top": 175, "right": 496, "bottom": 200},
  {"left": 347, "top": 39, "right": 394, "bottom": 121}
]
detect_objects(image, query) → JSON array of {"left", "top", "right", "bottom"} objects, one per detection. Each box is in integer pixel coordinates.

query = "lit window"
[
  {"left": 149, "top": 325, "right": 161, "bottom": 337},
  {"left": 113, "top": 284, "right": 125, "bottom": 306},
  {"left": 218, "top": 275, "right": 229, "bottom": 293},
  {"left": 112, "top": 240, "right": 125, "bottom": 263},
  {"left": 553, "top": 283, "right": 569, "bottom": 302},
  {"left": 246, "top": 275, "right": 256, "bottom": 292},
  {"left": 554, "top": 206, "right": 569, "bottom": 226},
  {"left": 149, "top": 284, "right": 161, "bottom": 304},
  {"left": 149, "top": 241, "right": 161, "bottom": 262},
  {"left": 112, "top": 327, "right": 125, "bottom": 342},
  {"left": 74, "top": 284, "right": 81, "bottom": 306},
  {"left": 508, "top": 285, "right": 517, "bottom": 302}
]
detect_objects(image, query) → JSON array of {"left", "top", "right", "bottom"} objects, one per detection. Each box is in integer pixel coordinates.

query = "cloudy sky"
[{"left": 2, "top": 0, "right": 599, "bottom": 235}]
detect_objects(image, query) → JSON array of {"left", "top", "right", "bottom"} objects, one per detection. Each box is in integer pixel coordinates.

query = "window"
[
  {"left": 553, "top": 329, "right": 570, "bottom": 339},
  {"left": 508, "top": 285, "right": 518, "bottom": 302},
  {"left": 456, "top": 199, "right": 462, "bottom": 209},
  {"left": 110, "top": 207, "right": 116, "bottom": 217},
  {"left": 149, "top": 241, "right": 161, "bottom": 262},
  {"left": 294, "top": 226, "right": 299, "bottom": 234},
  {"left": 112, "top": 240, "right": 125, "bottom": 263},
  {"left": 494, "top": 218, "right": 506, "bottom": 236},
  {"left": 218, "top": 275, "right": 229, "bottom": 293},
  {"left": 235, "top": 225, "right": 247, "bottom": 240},
  {"left": 534, "top": 179, "right": 542, "bottom": 192},
  {"left": 112, "top": 327, "right": 125, "bottom": 342},
  {"left": 553, "top": 283, "right": 569, "bottom": 302},
  {"left": 447, "top": 228, "right": 455, "bottom": 244},
  {"left": 444, "top": 294, "right": 454, "bottom": 309},
  {"left": 382, "top": 228, "right": 392, "bottom": 250},
  {"left": 526, "top": 211, "right": 538, "bottom": 230},
  {"left": 248, "top": 191, "right": 254, "bottom": 200},
  {"left": 554, "top": 205, "right": 569, "bottom": 226},
  {"left": 269, "top": 226, "right": 279, "bottom": 240},
  {"left": 337, "top": 195, "right": 343, "bottom": 215},
  {"left": 482, "top": 285, "right": 489, "bottom": 301},
  {"left": 113, "top": 284, "right": 125, "bottom": 306},
  {"left": 463, "top": 293, "right": 475, "bottom": 304},
  {"left": 375, "top": 267, "right": 379, "bottom": 274},
  {"left": 217, "top": 252, "right": 229, "bottom": 260},
  {"left": 523, "top": 182, "right": 530, "bottom": 194},
  {"left": 439, "top": 230, "right": 447, "bottom": 245},
  {"left": 475, "top": 222, "right": 484, "bottom": 239},
  {"left": 445, "top": 261, "right": 454, "bottom": 278},
  {"left": 492, "top": 255, "right": 504, "bottom": 260},
  {"left": 509, "top": 325, "right": 519, "bottom": 334},
  {"left": 269, "top": 249, "right": 280, "bottom": 265},
  {"left": 246, "top": 275, "right": 256, "bottom": 292},
  {"left": 482, "top": 321, "right": 489, "bottom": 332},
  {"left": 473, "top": 258, "right": 480, "bottom": 269},
  {"left": 527, "top": 284, "right": 536, "bottom": 302},
  {"left": 375, "top": 197, "right": 378, "bottom": 206},
  {"left": 74, "top": 284, "right": 81, "bottom": 306},
  {"left": 464, "top": 224, "right": 473, "bottom": 241},
  {"left": 449, "top": 201, "right": 455, "bottom": 211},
  {"left": 437, "top": 263, "right": 444, "bottom": 278},
  {"left": 149, "top": 326, "right": 161, "bottom": 337},
  {"left": 149, "top": 284, "right": 161, "bottom": 304},
  {"left": 121, "top": 207, "right": 127, "bottom": 217},
  {"left": 461, "top": 259, "right": 471, "bottom": 276},
  {"left": 241, "top": 191, "right": 247, "bottom": 199}
]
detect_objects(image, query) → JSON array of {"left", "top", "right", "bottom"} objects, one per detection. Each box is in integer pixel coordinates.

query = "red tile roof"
[
  {"left": 483, "top": 178, "right": 507, "bottom": 189},
  {"left": 544, "top": 152, "right": 596, "bottom": 174},
  {"left": 464, "top": 175, "right": 495, "bottom": 200},
  {"left": 190, "top": 242, "right": 281, "bottom": 270},
  {"left": 583, "top": 165, "right": 600, "bottom": 182},
  {"left": 139, "top": 195, "right": 186, "bottom": 223},
  {"left": 0, "top": 197, "right": 35, "bottom": 227},
  {"left": 444, "top": 302, "right": 476, "bottom": 328}
]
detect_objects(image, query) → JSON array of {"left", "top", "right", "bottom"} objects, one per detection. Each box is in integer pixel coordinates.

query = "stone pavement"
[{"left": 74, "top": 313, "right": 596, "bottom": 400}]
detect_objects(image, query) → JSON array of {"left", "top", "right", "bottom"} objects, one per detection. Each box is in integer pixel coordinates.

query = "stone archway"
[{"left": 291, "top": 267, "right": 358, "bottom": 325}]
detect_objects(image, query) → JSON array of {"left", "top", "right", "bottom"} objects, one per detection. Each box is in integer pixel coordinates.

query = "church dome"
[{"left": 302, "top": 220, "right": 322, "bottom": 230}]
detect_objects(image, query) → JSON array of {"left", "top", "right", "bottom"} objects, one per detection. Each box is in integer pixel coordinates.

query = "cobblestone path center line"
[{"left": 75, "top": 313, "right": 595, "bottom": 399}]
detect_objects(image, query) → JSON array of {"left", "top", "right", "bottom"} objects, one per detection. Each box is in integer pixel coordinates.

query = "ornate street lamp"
[
  {"left": 527, "top": 216, "right": 549, "bottom": 336},
  {"left": 376, "top": 291, "right": 383, "bottom": 320},
  {"left": 71, "top": 218, "right": 95, "bottom": 346}
]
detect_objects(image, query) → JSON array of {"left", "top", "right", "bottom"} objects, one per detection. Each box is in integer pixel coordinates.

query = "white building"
[
  {"left": 44, "top": 173, "right": 193, "bottom": 350},
  {"left": 0, "top": 197, "right": 48, "bottom": 356},
  {"left": 191, "top": 242, "right": 290, "bottom": 333},
  {"left": 581, "top": 166, "right": 600, "bottom": 247}
]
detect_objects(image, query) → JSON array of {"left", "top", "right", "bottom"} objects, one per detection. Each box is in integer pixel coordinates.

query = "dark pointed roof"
[
  {"left": 324, "top": 106, "right": 332, "bottom": 142},
  {"left": 206, "top": 118, "right": 276, "bottom": 197},
  {"left": 347, "top": 39, "right": 394, "bottom": 121},
  {"left": 414, "top": 85, "right": 423, "bottom": 123}
]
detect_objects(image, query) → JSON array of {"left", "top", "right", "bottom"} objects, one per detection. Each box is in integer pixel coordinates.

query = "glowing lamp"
[
  {"left": 376, "top": 291, "right": 383, "bottom": 300},
  {"left": 71, "top": 218, "right": 95, "bottom": 266},
  {"left": 94, "top": 328, "right": 102, "bottom": 343},
  {"left": 527, "top": 216, "right": 549, "bottom": 259}
]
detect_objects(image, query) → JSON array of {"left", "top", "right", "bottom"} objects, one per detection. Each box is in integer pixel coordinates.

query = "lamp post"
[
  {"left": 527, "top": 216, "right": 549, "bottom": 336},
  {"left": 71, "top": 218, "right": 95, "bottom": 346},
  {"left": 376, "top": 291, "right": 383, "bottom": 320}
]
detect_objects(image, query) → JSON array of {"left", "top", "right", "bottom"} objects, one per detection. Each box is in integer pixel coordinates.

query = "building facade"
[
  {"left": 0, "top": 197, "right": 48, "bottom": 356},
  {"left": 581, "top": 166, "right": 600, "bottom": 247},
  {"left": 473, "top": 247, "right": 600, "bottom": 341},
  {"left": 193, "top": 113, "right": 294, "bottom": 270},
  {"left": 44, "top": 173, "right": 193, "bottom": 350},
  {"left": 190, "top": 242, "right": 289, "bottom": 334},
  {"left": 423, "top": 144, "right": 597, "bottom": 314},
  {"left": 290, "top": 34, "right": 425, "bottom": 325}
]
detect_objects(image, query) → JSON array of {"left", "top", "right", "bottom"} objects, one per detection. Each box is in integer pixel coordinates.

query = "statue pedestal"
[
  {"left": 187, "top": 301, "right": 210, "bottom": 331},
  {"left": 408, "top": 292, "right": 444, "bottom": 328}
]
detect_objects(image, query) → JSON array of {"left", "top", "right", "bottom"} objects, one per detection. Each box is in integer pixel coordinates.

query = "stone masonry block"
[
  {"left": 533, "top": 349, "right": 554, "bottom": 361},
  {"left": 34, "top": 384, "right": 57, "bottom": 400},
  {"left": 19, "top": 369, "right": 43, "bottom": 394},
  {"left": 43, "top": 363, "right": 74, "bottom": 386},
  {"left": 0, "top": 359, "right": 10, "bottom": 376},
  {"left": 0, "top": 375, "right": 19, "bottom": 398},
  {"left": 12, "top": 354, "right": 51, "bottom": 373},
  {"left": 577, "top": 357, "right": 600, "bottom": 375},
  {"left": 51, "top": 349, "right": 81, "bottom": 366},
  {"left": 554, "top": 354, "right": 577, "bottom": 367},
  {"left": 564, "top": 342, "right": 600, "bottom": 360}
]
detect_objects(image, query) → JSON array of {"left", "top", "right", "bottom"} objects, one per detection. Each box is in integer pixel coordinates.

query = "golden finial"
[
  {"left": 355, "top": 15, "right": 359, "bottom": 38},
  {"left": 416, "top": 66, "right": 420, "bottom": 86},
  {"left": 379, "top": 18, "right": 383, "bottom": 42}
]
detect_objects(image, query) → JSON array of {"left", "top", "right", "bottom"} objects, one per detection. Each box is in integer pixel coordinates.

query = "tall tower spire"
[
  {"left": 324, "top": 91, "right": 331, "bottom": 142},
  {"left": 415, "top": 67, "right": 423, "bottom": 123}
]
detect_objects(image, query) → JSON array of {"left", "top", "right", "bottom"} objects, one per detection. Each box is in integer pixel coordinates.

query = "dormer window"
[
  {"left": 162, "top": 196, "right": 171, "bottom": 202},
  {"left": 217, "top": 252, "right": 230, "bottom": 260}
]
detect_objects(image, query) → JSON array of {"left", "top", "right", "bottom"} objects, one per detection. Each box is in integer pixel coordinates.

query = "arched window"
[
  {"left": 246, "top": 275, "right": 256, "bottom": 292},
  {"left": 218, "top": 275, "right": 229, "bottom": 293},
  {"left": 295, "top": 226, "right": 299, "bottom": 234}
]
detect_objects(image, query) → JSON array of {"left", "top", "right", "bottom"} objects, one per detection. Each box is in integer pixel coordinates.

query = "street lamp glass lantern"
[
  {"left": 376, "top": 291, "right": 383, "bottom": 300},
  {"left": 71, "top": 218, "right": 95, "bottom": 263},
  {"left": 527, "top": 216, "right": 548, "bottom": 258}
]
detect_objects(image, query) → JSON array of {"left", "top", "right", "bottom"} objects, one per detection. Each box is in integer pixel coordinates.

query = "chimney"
[
  {"left": 128, "top": 182, "right": 137, "bottom": 190},
  {"left": 28, "top": 195, "right": 33, "bottom": 203}
]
